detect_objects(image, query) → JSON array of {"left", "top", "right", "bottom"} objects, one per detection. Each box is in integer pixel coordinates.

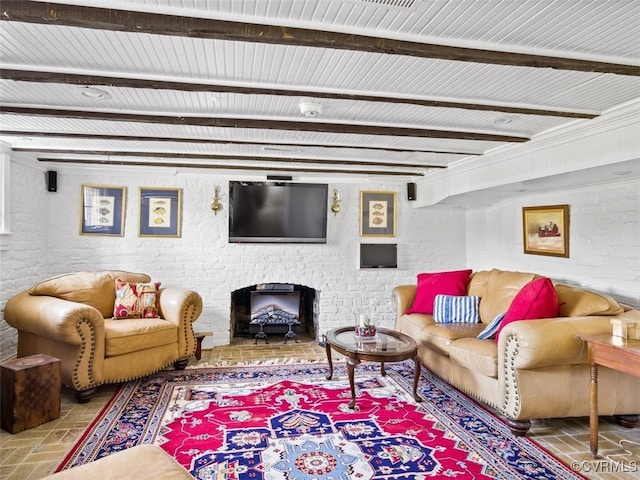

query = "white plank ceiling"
[{"left": 1, "top": 0, "right": 639, "bottom": 180}]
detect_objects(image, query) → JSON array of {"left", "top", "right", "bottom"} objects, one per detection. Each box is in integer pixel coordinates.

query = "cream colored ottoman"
[{"left": 42, "top": 445, "right": 193, "bottom": 479}]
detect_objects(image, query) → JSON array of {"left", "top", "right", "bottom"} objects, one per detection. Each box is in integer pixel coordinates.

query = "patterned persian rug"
[{"left": 57, "top": 362, "right": 584, "bottom": 479}]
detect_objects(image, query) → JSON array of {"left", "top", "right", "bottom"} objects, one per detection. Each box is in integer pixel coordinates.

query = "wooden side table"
[
  {"left": 576, "top": 333, "right": 640, "bottom": 458},
  {"left": 194, "top": 331, "right": 213, "bottom": 360},
  {"left": 1, "top": 354, "right": 62, "bottom": 433}
]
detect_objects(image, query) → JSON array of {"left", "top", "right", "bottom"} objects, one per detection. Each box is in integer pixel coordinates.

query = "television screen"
[
  {"left": 360, "top": 243, "right": 397, "bottom": 268},
  {"left": 229, "top": 182, "right": 328, "bottom": 243}
]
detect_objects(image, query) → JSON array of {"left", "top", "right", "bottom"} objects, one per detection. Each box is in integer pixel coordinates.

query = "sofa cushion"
[
  {"left": 555, "top": 284, "right": 623, "bottom": 317},
  {"left": 114, "top": 278, "right": 161, "bottom": 319},
  {"left": 433, "top": 295, "right": 480, "bottom": 323},
  {"left": 478, "top": 269, "right": 538, "bottom": 323},
  {"left": 422, "top": 323, "right": 486, "bottom": 356},
  {"left": 467, "top": 270, "right": 492, "bottom": 298},
  {"left": 496, "top": 277, "right": 559, "bottom": 341},
  {"left": 449, "top": 338, "right": 498, "bottom": 378},
  {"left": 105, "top": 317, "right": 176, "bottom": 356},
  {"left": 406, "top": 269, "right": 472, "bottom": 315}
]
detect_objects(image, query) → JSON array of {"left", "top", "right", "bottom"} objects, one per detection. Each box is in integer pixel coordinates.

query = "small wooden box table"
[
  {"left": 1, "top": 354, "right": 62, "bottom": 434},
  {"left": 576, "top": 333, "right": 640, "bottom": 458},
  {"left": 325, "top": 327, "right": 422, "bottom": 409}
]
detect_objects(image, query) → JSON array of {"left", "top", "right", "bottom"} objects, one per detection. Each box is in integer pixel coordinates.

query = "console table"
[{"left": 576, "top": 333, "right": 640, "bottom": 458}]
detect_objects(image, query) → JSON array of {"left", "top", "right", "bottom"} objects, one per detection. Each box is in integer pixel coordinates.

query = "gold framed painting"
[
  {"left": 360, "top": 191, "right": 396, "bottom": 237},
  {"left": 139, "top": 187, "right": 182, "bottom": 237},
  {"left": 80, "top": 184, "right": 126, "bottom": 236},
  {"left": 522, "top": 204, "right": 569, "bottom": 257}
]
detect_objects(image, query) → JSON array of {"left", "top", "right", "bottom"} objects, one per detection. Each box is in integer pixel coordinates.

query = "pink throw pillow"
[
  {"left": 495, "top": 277, "right": 559, "bottom": 341},
  {"left": 406, "top": 269, "right": 472, "bottom": 315}
]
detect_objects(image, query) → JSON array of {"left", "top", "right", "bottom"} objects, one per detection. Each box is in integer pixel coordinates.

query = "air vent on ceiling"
[{"left": 357, "top": 0, "right": 415, "bottom": 8}]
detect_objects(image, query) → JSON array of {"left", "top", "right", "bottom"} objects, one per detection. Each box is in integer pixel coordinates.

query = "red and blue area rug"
[{"left": 57, "top": 361, "right": 583, "bottom": 479}]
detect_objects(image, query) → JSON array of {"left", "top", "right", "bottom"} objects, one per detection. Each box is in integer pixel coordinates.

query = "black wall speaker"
[
  {"left": 266, "top": 175, "right": 293, "bottom": 181},
  {"left": 407, "top": 182, "right": 416, "bottom": 201},
  {"left": 47, "top": 170, "right": 57, "bottom": 192}
]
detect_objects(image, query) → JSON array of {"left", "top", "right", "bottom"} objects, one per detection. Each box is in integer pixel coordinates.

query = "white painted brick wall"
[
  {"left": 0, "top": 160, "right": 467, "bottom": 358},
  {"left": 5, "top": 158, "right": 636, "bottom": 361},
  {"left": 466, "top": 179, "right": 640, "bottom": 307},
  {"left": 0, "top": 160, "right": 50, "bottom": 357}
]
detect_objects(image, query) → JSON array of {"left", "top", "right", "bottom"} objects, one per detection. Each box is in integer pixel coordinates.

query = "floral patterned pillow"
[{"left": 113, "top": 278, "right": 161, "bottom": 319}]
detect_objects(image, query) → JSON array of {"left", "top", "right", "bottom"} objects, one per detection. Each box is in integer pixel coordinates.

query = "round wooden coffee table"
[{"left": 324, "top": 326, "right": 423, "bottom": 409}]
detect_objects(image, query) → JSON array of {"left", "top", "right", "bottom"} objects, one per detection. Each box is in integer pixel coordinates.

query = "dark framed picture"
[
  {"left": 80, "top": 184, "right": 126, "bottom": 236},
  {"left": 360, "top": 191, "right": 396, "bottom": 237},
  {"left": 522, "top": 204, "right": 569, "bottom": 257},
  {"left": 139, "top": 187, "right": 182, "bottom": 237}
]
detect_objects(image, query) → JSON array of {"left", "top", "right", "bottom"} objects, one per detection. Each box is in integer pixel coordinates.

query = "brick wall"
[
  {"left": 0, "top": 160, "right": 467, "bottom": 358},
  {"left": 466, "top": 178, "right": 640, "bottom": 307},
  {"left": 3, "top": 158, "right": 637, "bottom": 361}
]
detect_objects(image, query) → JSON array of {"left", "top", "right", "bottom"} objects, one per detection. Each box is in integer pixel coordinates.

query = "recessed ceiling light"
[
  {"left": 493, "top": 115, "right": 519, "bottom": 125},
  {"left": 613, "top": 170, "right": 632, "bottom": 176},
  {"left": 79, "top": 87, "right": 111, "bottom": 100}
]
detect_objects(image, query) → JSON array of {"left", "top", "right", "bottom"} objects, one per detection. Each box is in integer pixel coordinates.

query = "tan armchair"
[{"left": 4, "top": 271, "right": 203, "bottom": 402}]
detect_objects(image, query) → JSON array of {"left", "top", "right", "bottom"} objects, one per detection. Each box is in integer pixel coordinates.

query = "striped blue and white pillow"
[
  {"left": 433, "top": 295, "right": 480, "bottom": 324},
  {"left": 477, "top": 312, "right": 506, "bottom": 339}
]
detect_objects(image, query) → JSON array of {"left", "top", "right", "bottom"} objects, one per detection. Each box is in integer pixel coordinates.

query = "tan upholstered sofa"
[
  {"left": 4, "top": 271, "right": 203, "bottom": 402},
  {"left": 393, "top": 268, "right": 640, "bottom": 435}
]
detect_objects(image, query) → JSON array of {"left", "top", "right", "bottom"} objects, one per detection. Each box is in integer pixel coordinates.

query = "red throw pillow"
[
  {"left": 495, "top": 277, "right": 559, "bottom": 341},
  {"left": 406, "top": 269, "right": 472, "bottom": 315}
]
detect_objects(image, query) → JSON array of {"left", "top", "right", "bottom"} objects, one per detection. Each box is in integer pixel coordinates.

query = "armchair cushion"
[
  {"left": 105, "top": 317, "right": 176, "bottom": 356},
  {"left": 29, "top": 271, "right": 151, "bottom": 318}
]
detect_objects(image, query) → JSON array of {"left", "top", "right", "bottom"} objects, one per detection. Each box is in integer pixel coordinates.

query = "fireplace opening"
[{"left": 230, "top": 283, "right": 317, "bottom": 341}]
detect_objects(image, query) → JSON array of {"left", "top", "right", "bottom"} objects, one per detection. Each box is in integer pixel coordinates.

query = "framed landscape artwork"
[
  {"left": 139, "top": 187, "right": 182, "bottom": 237},
  {"left": 360, "top": 191, "right": 396, "bottom": 237},
  {"left": 522, "top": 204, "right": 569, "bottom": 257},
  {"left": 80, "top": 185, "right": 126, "bottom": 236}
]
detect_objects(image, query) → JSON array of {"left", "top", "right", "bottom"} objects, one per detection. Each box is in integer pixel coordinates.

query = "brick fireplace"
[{"left": 230, "top": 284, "right": 318, "bottom": 341}]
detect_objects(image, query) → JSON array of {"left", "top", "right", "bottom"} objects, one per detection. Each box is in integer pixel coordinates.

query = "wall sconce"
[
  {"left": 211, "top": 186, "right": 222, "bottom": 215},
  {"left": 331, "top": 189, "right": 341, "bottom": 215}
]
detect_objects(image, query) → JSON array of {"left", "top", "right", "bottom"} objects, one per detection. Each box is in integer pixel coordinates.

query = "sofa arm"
[
  {"left": 158, "top": 288, "right": 203, "bottom": 358},
  {"left": 497, "top": 315, "right": 617, "bottom": 370},
  {"left": 392, "top": 285, "right": 417, "bottom": 319}
]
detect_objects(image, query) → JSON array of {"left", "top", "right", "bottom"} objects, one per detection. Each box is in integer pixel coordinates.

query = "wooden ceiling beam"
[
  {"left": 37, "top": 157, "right": 423, "bottom": 177},
  {"left": 15, "top": 147, "right": 445, "bottom": 170},
  {"left": 0, "top": 107, "right": 528, "bottom": 143},
  {"left": 0, "top": 130, "right": 480, "bottom": 156},
  {"left": 2, "top": 2, "right": 638, "bottom": 76},
  {"left": 0, "top": 69, "right": 597, "bottom": 119}
]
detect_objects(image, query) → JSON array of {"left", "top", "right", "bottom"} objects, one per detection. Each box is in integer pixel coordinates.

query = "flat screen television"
[
  {"left": 360, "top": 243, "right": 398, "bottom": 268},
  {"left": 229, "top": 181, "right": 328, "bottom": 243}
]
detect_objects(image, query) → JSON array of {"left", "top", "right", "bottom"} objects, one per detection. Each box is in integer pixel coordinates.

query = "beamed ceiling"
[{"left": 1, "top": 0, "right": 639, "bottom": 182}]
